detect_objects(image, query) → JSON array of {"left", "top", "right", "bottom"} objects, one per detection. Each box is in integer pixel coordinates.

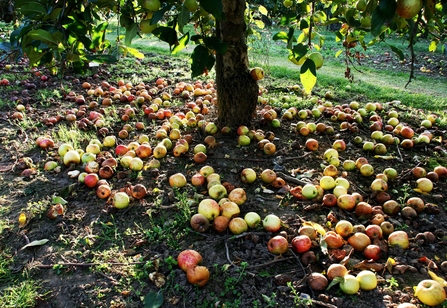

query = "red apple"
[
  {"left": 305, "top": 138, "right": 319, "bottom": 151},
  {"left": 323, "top": 231, "right": 344, "bottom": 249},
  {"left": 365, "top": 224, "right": 383, "bottom": 240},
  {"left": 363, "top": 244, "right": 381, "bottom": 261},
  {"left": 267, "top": 235, "right": 289, "bottom": 254},
  {"left": 169, "top": 173, "right": 187, "bottom": 188},
  {"left": 177, "top": 249, "right": 202, "bottom": 272},
  {"left": 291, "top": 235, "right": 312, "bottom": 254},
  {"left": 228, "top": 188, "right": 246, "bottom": 205},
  {"left": 228, "top": 217, "right": 248, "bottom": 235}
]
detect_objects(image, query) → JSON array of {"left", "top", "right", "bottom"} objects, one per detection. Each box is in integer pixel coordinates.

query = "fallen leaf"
[
  {"left": 20, "top": 239, "right": 49, "bottom": 251},
  {"left": 428, "top": 269, "right": 447, "bottom": 287},
  {"left": 353, "top": 261, "right": 385, "bottom": 272},
  {"left": 18, "top": 213, "right": 27, "bottom": 227},
  {"left": 385, "top": 257, "right": 396, "bottom": 274}
]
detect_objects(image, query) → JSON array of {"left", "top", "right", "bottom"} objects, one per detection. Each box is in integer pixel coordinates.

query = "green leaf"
[
  {"left": 86, "top": 55, "right": 119, "bottom": 64},
  {"left": 153, "top": 27, "right": 178, "bottom": 48},
  {"left": 203, "top": 37, "right": 227, "bottom": 54},
  {"left": 300, "top": 59, "right": 317, "bottom": 94},
  {"left": 143, "top": 291, "right": 164, "bottom": 308},
  {"left": 152, "top": 5, "right": 173, "bottom": 24},
  {"left": 125, "top": 23, "right": 139, "bottom": 47},
  {"left": 28, "top": 29, "right": 61, "bottom": 46},
  {"left": 292, "top": 43, "right": 308, "bottom": 59},
  {"left": 273, "top": 31, "right": 289, "bottom": 42},
  {"left": 52, "top": 196, "right": 68, "bottom": 205},
  {"left": 191, "top": 45, "right": 210, "bottom": 77},
  {"left": 172, "top": 33, "right": 189, "bottom": 55},
  {"left": 199, "top": 0, "right": 223, "bottom": 21},
  {"left": 371, "top": 0, "right": 396, "bottom": 36},
  {"left": 178, "top": 6, "right": 191, "bottom": 34},
  {"left": 389, "top": 45, "right": 404, "bottom": 60},
  {"left": 19, "top": 3, "right": 46, "bottom": 16},
  {"left": 279, "top": 13, "right": 297, "bottom": 26},
  {"left": 92, "top": 22, "right": 109, "bottom": 50},
  {"left": 326, "top": 276, "right": 343, "bottom": 291},
  {"left": 20, "top": 239, "right": 49, "bottom": 251},
  {"left": 299, "top": 19, "right": 309, "bottom": 30}
]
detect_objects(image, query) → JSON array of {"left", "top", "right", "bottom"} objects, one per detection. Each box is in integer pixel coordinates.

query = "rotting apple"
[
  {"left": 220, "top": 201, "right": 240, "bottom": 219},
  {"left": 323, "top": 231, "right": 344, "bottom": 249},
  {"left": 326, "top": 263, "right": 348, "bottom": 280},
  {"left": 267, "top": 235, "right": 289, "bottom": 254},
  {"left": 208, "top": 184, "right": 228, "bottom": 200},
  {"left": 190, "top": 213, "right": 211, "bottom": 233},
  {"left": 212, "top": 215, "right": 230, "bottom": 233},
  {"left": 308, "top": 273, "right": 328, "bottom": 291},
  {"left": 380, "top": 221, "right": 394, "bottom": 236},
  {"left": 186, "top": 265, "right": 210, "bottom": 287}
]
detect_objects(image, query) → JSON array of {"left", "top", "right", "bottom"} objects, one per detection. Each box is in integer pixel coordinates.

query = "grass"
[{"left": 110, "top": 21, "right": 446, "bottom": 114}]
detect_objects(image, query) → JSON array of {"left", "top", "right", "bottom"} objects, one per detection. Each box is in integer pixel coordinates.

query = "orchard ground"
[{"left": 0, "top": 49, "right": 447, "bottom": 308}]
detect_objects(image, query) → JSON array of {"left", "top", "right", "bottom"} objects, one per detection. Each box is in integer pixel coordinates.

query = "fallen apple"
[
  {"left": 228, "top": 217, "right": 248, "bottom": 235},
  {"left": 335, "top": 220, "right": 354, "bottom": 238},
  {"left": 388, "top": 230, "right": 409, "bottom": 249},
  {"left": 186, "top": 265, "right": 210, "bottom": 287},
  {"left": 356, "top": 270, "right": 377, "bottom": 291},
  {"left": 177, "top": 249, "right": 202, "bottom": 272},
  {"left": 267, "top": 235, "right": 289, "bottom": 254},
  {"left": 113, "top": 191, "right": 130, "bottom": 209},
  {"left": 169, "top": 173, "right": 187, "bottom": 188},
  {"left": 263, "top": 214, "right": 282, "bottom": 233},
  {"left": 291, "top": 235, "right": 312, "bottom": 254},
  {"left": 340, "top": 274, "right": 360, "bottom": 295},
  {"left": 198, "top": 199, "right": 220, "bottom": 221},
  {"left": 414, "top": 279, "right": 446, "bottom": 307},
  {"left": 244, "top": 212, "right": 262, "bottom": 229},
  {"left": 190, "top": 213, "right": 211, "bottom": 233}
]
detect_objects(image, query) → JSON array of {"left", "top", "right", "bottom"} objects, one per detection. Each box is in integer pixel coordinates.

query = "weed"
[
  {"left": 386, "top": 277, "right": 399, "bottom": 289},
  {"left": 35, "top": 88, "right": 62, "bottom": 107},
  {"left": 1, "top": 280, "right": 42, "bottom": 308},
  {"left": 288, "top": 281, "right": 313, "bottom": 306},
  {"left": 262, "top": 292, "right": 278, "bottom": 307},
  {"left": 397, "top": 183, "right": 411, "bottom": 207}
]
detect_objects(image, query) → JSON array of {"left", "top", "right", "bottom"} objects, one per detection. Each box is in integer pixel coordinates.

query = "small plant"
[
  {"left": 288, "top": 281, "right": 313, "bottom": 306},
  {"left": 397, "top": 183, "right": 412, "bottom": 207},
  {"left": 386, "top": 277, "right": 399, "bottom": 289}
]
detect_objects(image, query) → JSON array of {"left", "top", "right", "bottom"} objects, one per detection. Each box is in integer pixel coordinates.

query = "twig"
[
  {"left": 36, "top": 261, "right": 147, "bottom": 269},
  {"left": 405, "top": 15, "right": 421, "bottom": 88},
  {"left": 97, "top": 272, "right": 119, "bottom": 285},
  {"left": 276, "top": 172, "right": 308, "bottom": 186},
  {"left": 246, "top": 256, "right": 296, "bottom": 269}
]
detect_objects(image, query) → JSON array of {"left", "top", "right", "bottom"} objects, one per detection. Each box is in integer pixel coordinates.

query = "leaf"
[
  {"left": 191, "top": 45, "right": 210, "bottom": 77},
  {"left": 259, "top": 271, "right": 271, "bottom": 277},
  {"left": 172, "top": 33, "right": 189, "bottom": 55},
  {"left": 200, "top": 0, "right": 223, "bottom": 20},
  {"left": 428, "top": 269, "right": 447, "bottom": 286},
  {"left": 300, "top": 59, "right": 317, "bottom": 94},
  {"left": 125, "top": 47, "right": 145, "bottom": 59},
  {"left": 389, "top": 45, "right": 404, "bottom": 60},
  {"left": 385, "top": 257, "right": 396, "bottom": 273},
  {"left": 178, "top": 6, "right": 190, "bottom": 34},
  {"left": 19, "top": 213, "right": 27, "bottom": 227},
  {"left": 20, "top": 239, "right": 49, "bottom": 251},
  {"left": 143, "top": 291, "right": 164, "bottom": 308},
  {"left": 52, "top": 196, "right": 68, "bottom": 205},
  {"left": 273, "top": 31, "right": 289, "bottom": 42},
  {"left": 59, "top": 183, "right": 77, "bottom": 198},
  {"left": 303, "top": 221, "right": 326, "bottom": 236},
  {"left": 28, "top": 29, "right": 61, "bottom": 46},
  {"left": 153, "top": 27, "right": 178, "bottom": 48},
  {"left": 326, "top": 276, "right": 342, "bottom": 290},
  {"left": 125, "top": 23, "right": 139, "bottom": 47},
  {"left": 319, "top": 236, "right": 328, "bottom": 255},
  {"left": 429, "top": 40, "right": 437, "bottom": 52},
  {"left": 335, "top": 49, "right": 343, "bottom": 57},
  {"left": 19, "top": 3, "right": 46, "bottom": 16}
]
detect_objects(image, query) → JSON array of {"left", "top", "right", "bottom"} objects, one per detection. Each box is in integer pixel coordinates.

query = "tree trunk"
[{"left": 215, "top": 0, "right": 259, "bottom": 128}]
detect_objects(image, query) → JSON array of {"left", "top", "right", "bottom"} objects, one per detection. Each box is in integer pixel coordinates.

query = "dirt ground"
[{"left": 1, "top": 51, "right": 447, "bottom": 308}]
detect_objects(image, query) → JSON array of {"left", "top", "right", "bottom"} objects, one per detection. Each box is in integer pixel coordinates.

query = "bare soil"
[{"left": 1, "top": 52, "right": 447, "bottom": 308}]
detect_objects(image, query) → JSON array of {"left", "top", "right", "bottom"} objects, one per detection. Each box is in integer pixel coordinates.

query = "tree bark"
[{"left": 215, "top": 0, "right": 259, "bottom": 128}]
